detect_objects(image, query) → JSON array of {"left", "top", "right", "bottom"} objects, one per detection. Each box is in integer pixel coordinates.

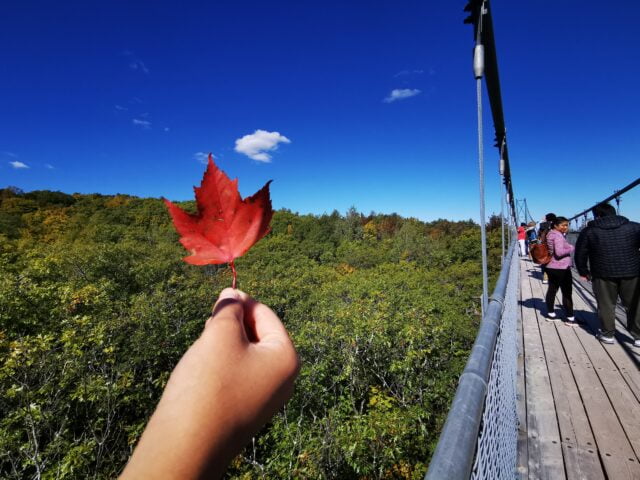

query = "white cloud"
[
  {"left": 193, "top": 152, "right": 212, "bottom": 164},
  {"left": 164, "top": 127, "right": 170, "bottom": 132},
  {"left": 124, "top": 50, "right": 149, "bottom": 74},
  {"left": 132, "top": 118, "right": 152, "bottom": 129},
  {"left": 2, "top": 151, "right": 18, "bottom": 158},
  {"left": 10, "top": 161, "right": 29, "bottom": 169},
  {"left": 234, "top": 129, "right": 291, "bottom": 163},
  {"left": 45, "top": 163, "right": 54, "bottom": 169},
  {"left": 394, "top": 69, "right": 424, "bottom": 77},
  {"left": 129, "top": 61, "right": 149, "bottom": 74},
  {"left": 383, "top": 88, "right": 422, "bottom": 103},
  {"left": 115, "top": 104, "right": 128, "bottom": 111}
]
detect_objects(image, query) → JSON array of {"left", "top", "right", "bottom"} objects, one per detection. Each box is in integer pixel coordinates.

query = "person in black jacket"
[{"left": 574, "top": 202, "right": 640, "bottom": 346}]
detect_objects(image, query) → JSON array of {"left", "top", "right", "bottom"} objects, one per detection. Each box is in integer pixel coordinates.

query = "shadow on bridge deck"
[{"left": 518, "top": 257, "right": 640, "bottom": 480}]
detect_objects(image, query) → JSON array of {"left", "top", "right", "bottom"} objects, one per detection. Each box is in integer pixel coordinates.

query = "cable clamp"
[{"left": 489, "top": 295, "right": 504, "bottom": 307}]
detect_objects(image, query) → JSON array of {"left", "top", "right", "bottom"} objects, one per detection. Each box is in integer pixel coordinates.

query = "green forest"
[{"left": 0, "top": 187, "right": 502, "bottom": 479}]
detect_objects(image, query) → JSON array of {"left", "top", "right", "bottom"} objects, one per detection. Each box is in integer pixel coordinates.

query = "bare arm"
[{"left": 120, "top": 288, "right": 300, "bottom": 479}]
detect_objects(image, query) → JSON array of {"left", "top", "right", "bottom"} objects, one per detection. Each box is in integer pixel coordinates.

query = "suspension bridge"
[{"left": 426, "top": 1, "right": 640, "bottom": 478}]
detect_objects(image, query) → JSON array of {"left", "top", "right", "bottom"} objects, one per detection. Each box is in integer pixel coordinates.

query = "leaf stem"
[{"left": 230, "top": 261, "right": 237, "bottom": 289}]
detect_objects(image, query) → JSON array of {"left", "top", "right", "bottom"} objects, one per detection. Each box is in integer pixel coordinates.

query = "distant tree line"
[{"left": 0, "top": 188, "right": 501, "bottom": 479}]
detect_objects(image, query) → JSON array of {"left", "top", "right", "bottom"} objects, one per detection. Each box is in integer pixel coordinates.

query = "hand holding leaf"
[{"left": 164, "top": 154, "right": 273, "bottom": 288}]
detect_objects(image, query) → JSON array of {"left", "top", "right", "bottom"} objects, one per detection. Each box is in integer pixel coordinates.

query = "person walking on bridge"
[
  {"left": 517, "top": 222, "right": 527, "bottom": 256},
  {"left": 538, "top": 213, "right": 556, "bottom": 284},
  {"left": 575, "top": 202, "right": 640, "bottom": 346},
  {"left": 544, "top": 217, "right": 575, "bottom": 322}
]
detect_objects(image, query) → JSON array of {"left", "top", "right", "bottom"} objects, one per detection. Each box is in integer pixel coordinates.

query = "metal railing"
[
  {"left": 569, "top": 177, "right": 640, "bottom": 228},
  {"left": 427, "top": 0, "right": 637, "bottom": 477},
  {"left": 425, "top": 240, "right": 519, "bottom": 479},
  {"left": 425, "top": 3, "right": 523, "bottom": 477}
]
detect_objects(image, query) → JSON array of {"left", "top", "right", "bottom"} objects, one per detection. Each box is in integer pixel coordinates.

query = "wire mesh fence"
[{"left": 471, "top": 245, "right": 519, "bottom": 479}]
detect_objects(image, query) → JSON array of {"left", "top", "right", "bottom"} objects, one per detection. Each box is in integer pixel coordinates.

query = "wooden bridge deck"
[{"left": 517, "top": 257, "right": 640, "bottom": 480}]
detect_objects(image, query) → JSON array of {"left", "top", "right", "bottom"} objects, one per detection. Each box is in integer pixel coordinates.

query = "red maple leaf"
[{"left": 164, "top": 153, "right": 273, "bottom": 288}]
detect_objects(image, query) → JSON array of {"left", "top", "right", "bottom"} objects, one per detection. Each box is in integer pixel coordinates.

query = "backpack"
[{"left": 529, "top": 229, "right": 552, "bottom": 264}]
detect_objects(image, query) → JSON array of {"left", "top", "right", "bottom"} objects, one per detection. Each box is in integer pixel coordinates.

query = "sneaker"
[
  {"left": 596, "top": 333, "right": 615, "bottom": 344},
  {"left": 566, "top": 316, "right": 576, "bottom": 324},
  {"left": 633, "top": 339, "right": 640, "bottom": 348},
  {"left": 546, "top": 312, "right": 559, "bottom": 322}
]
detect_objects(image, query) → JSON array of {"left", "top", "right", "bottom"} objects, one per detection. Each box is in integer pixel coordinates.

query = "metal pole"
[{"left": 524, "top": 198, "right": 531, "bottom": 223}]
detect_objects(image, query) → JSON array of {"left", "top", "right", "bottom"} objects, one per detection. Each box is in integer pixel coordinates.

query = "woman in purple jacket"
[{"left": 545, "top": 216, "right": 575, "bottom": 322}]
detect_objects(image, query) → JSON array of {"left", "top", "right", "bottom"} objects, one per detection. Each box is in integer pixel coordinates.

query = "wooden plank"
[
  {"left": 526, "top": 264, "right": 604, "bottom": 480},
  {"left": 571, "top": 280, "right": 640, "bottom": 403},
  {"left": 578, "top": 333, "right": 640, "bottom": 459},
  {"left": 604, "top": 345, "right": 640, "bottom": 403},
  {"left": 531, "top": 269, "right": 640, "bottom": 478},
  {"left": 517, "top": 261, "right": 529, "bottom": 479},
  {"left": 572, "top": 280, "right": 640, "bottom": 400},
  {"left": 554, "top": 305, "right": 640, "bottom": 479},
  {"left": 569, "top": 290, "right": 640, "bottom": 460},
  {"left": 520, "top": 260, "right": 566, "bottom": 479},
  {"left": 573, "top": 275, "right": 640, "bottom": 364},
  {"left": 537, "top": 325, "right": 603, "bottom": 478}
]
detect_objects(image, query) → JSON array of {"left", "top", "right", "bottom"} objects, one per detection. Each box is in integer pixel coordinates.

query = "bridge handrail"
[
  {"left": 425, "top": 3, "right": 522, "bottom": 477},
  {"left": 568, "top": 177, "right": 640, "bottom": 223},
  {"left": 425, "top": 238, "right": 517, "bottom": 479}
]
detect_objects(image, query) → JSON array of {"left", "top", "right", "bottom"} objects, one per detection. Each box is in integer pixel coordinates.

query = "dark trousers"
[
  {"left": 545, "top": 268, "right": 574, "bottom": 316},
  {"left": 592, "top": 276, "right": 640, "bottom": 339}
]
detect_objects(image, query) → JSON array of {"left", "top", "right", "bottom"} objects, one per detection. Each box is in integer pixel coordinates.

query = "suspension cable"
[
  {"left": 425, "top": 2, "right": 520, "bottom": 478},
  {"left": 474, "top": 8, "right": 489, "bottom": 311}
]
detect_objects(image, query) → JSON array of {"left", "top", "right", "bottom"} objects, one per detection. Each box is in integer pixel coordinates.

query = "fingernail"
[
  {"left": 218, "top": 288, "right": 239, "bottom": 301},
  {"left": 211, "top": 288, "right": 241, "bottom": 318}
]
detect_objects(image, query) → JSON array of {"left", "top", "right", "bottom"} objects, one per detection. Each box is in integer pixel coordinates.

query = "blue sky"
[{"left": 2, "top": 1, "right": 639, "bottom": 223}]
